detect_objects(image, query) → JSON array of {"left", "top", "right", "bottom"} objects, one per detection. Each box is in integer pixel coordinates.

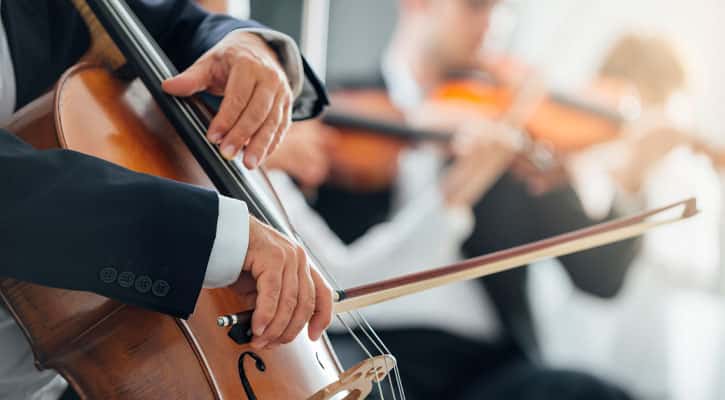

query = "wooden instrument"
[
  {"left": 320, "top": 89, "right": 451, "bottom": 192},
  {"left": 0, "top": 1, "right": 398, "bottom": 399},
  {"left": 322, "top": 80, "right": 725, "bottom": 197},
  {"left": 314, "top": 65, "right": 633, "bottom": 193},
  {"left": 431, "top": 75, "right": 629, "bottom": 152}
]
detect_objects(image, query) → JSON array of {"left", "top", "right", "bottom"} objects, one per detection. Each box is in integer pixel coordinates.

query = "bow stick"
[{"left": 219, "top": 197, "right": 698, "bottom": 327}]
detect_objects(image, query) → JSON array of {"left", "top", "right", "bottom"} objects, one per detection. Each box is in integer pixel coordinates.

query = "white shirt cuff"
[
  {"left": 203, "top": 194, "right": 250, "bottom": 288},
  {"left": 241, "top": 28, "right": 305, "bottom": 98}
]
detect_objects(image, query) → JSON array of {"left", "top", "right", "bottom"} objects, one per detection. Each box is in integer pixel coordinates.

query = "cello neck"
[
  {"left": 83, "top": 0, "right": 296, "bottom": 235},
  {"left": 70, "top": 0, "right": 126, "bottom": 69}
]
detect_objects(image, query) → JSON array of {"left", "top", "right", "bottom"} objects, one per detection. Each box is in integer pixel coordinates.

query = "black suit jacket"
[{"left": 0, "top": 0, "right": 327, "bottom": 319}]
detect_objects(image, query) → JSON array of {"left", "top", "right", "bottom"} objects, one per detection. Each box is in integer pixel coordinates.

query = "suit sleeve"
[
  {"left": 126, "top": 0, "right": 329, "bottom": 120},
  {"left": 0, "top": 130, "right": 218, "bottom": 318},
  {"left": 462, "top": 173, "right": 639, "bottom": 300},
  {"left": 534, "top": 185, "right": 641, "bottom": 298}
]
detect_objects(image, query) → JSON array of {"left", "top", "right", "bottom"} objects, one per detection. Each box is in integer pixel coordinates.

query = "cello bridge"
[{"left": 307, "top": 355, "right": 397, "bottom": 400}]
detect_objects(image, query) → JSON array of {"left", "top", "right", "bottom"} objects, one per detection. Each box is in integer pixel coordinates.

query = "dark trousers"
[{"left": 330, "top": 329, "right": 632, "bottom": 400}]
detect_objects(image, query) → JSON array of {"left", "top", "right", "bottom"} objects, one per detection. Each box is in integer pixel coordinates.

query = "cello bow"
[{"left": 220, "top": 197, "right": 698, "bottom": 324}]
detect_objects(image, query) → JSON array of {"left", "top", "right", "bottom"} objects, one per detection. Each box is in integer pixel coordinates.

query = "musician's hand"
[
  {"left": 609, "top": 126, "right": 687, "bottom": 193},
  {"left": 265, "top": 120, "right": 332, "bottom": 189},
  {"left": 162, "top": 31, "right": 293, "bottom": 169},
  {"left": 510, "top": 153, "right": 570, "bottom": 196},
  {"left": 235, "top": 216, "right": 333, "bottom": 349},
  {"left": 442, "top": 123, "right": 519, "bottom": 208}
]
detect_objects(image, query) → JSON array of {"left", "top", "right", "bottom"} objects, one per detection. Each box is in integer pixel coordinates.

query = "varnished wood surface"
[{"left": 0, "top": 64, "right": 343, "bottom": 399}]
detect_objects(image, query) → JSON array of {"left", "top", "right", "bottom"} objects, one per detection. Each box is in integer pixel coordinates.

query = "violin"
[
  {"left": 320, "top": 89, "right": 451, "bottom": 192},
  {"left": 430, "top": 71, "right": 632, "bottom": 152},
  {"left": 314, "top": 61, "right": 637, "bottom": 194}
]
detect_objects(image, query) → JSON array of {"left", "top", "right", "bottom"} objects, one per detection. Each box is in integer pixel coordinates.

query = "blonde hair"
[{"left": 599, "top": 33, "right": 687, "bottom": 106}]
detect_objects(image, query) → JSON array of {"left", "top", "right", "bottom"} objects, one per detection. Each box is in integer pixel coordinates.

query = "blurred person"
[
  {"left": 528, "top": 32, "right": 725, "bottom": 399},
  {"left": 268, "top": 118, "right": 631, "bottom": 400},
  {"left": 268, "top": 74, "right": 633, "bottom": 400},
  {"left": 307, "top": 0, "right": 641, "bottom": 398},
  {"left": 570, "top": 33, "right": 725, "bottom": 209}
]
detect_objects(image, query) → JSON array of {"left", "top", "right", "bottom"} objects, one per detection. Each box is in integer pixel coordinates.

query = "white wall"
[{"left": 326, "top": 0, "right": 398, "bottom": 83}]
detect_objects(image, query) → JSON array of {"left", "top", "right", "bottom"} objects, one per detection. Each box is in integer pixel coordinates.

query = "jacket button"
[
  {"left": 152, "top": 280, "right": 170, "bottom": 297},
  {"left": 117, "top": 271, "right": 136, "bottom": 288},
  {"left": 135, "top": 275, "right": 153, "bottom": 293},
  {"left": 99, "top": 267, "right": 118, "bottom": 284}
]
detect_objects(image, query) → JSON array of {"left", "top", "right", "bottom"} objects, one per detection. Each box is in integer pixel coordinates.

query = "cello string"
[
  {"left": 358, "top": 313, "right": 406, "bottom": 400},
  {"left": 239, "top": 84, "right": 405, "bottom": 400},
  {"left": 103, "top": 3, "right": 405, "bottom": 398},
  {"left": 346, "top": 311, "right": 399, "bottom": 400},
  {"left": 253, "top": 166, "right": 403, "bottom": 398},
  {"left": 337, "top": 315, "right": 388, "bottom": 399},
  {"left": 304, "top": 246, "right": 401, "bottom": 398},
  {"left": 259, "top": 175, "right": 385, "bottom": 346},
  {"left": 345, "top": 307, "right": 405, "bottom": 399},
  {"left": 260, "top": 173, "right": 405, "bottom": 398},
  {"left": 246, "top": 148, "right": 402, "bottom": 397},
  {"left": 308, "top": 249, "right": 402, "bottom": 397}
]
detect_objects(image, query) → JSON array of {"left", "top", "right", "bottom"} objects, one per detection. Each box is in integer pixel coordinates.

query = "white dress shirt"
[
  {"left": 270, "top": 155, "right": 501, "bottom": 340},
  {"left": 0, "top": 8, "right": 305, "bottom": 398},
  {"left": 267, "top": 49, "right": 502, "bottom": 342}
]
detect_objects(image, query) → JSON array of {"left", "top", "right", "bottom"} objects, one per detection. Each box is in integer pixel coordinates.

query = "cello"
[
  {"left": 0, "top": 1, "right": 697, "bottom": 399},
  {"left": 0, "top": 1, "right": 399, "bottom": 399}
]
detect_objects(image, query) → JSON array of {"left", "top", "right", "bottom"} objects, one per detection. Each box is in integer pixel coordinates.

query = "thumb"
[{"left": 162, "top": 63, "right": 210, "bottom": 97}]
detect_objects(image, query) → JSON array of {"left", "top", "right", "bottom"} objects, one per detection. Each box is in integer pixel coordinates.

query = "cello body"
[{"left": 0, "top": 63, "right": 389, "bottom": 400}]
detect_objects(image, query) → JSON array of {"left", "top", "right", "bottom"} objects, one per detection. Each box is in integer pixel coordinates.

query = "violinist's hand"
[
  {"left": 232, "top": 216, "right": 334, "bottom": 349},
  {"left": 442, "top": 123, "right": 520, "bottom": 208},
  {"left": 609, "top": 126, "right": 688, "bottom": 193},
  {"left": 510, "top": 153, "right": 570, "bottom": 196},
  {"left": 162, "top": 31, "right": 293, "bottom": 169},
  {"left": 265, "top": 120, "right": 332, "bottom": 189}
]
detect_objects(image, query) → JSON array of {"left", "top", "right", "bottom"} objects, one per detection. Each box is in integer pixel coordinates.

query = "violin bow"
[{"left": 219, "top": 197, "right": 698, "bottom": 326}]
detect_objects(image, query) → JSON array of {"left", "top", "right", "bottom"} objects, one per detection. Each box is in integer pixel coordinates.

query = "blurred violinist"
[
  {"left": 305, "top": 0, "right": 641, "bottom": 398},
  {"left": 260, "top": 0, "right": 636, "bottom": 399},
  {"left": 583, "top": 33, "right": 725, "bottom": 197},
  {"left": 266, "top": 106, "right": 528, "bottom": 400},
  {"left": 548, "top": 32, "right": 725, "bottom": 222}
]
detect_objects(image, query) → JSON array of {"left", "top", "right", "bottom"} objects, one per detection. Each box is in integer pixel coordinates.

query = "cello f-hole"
[{"left": 238, "top": 351, "right": 266, "bottom": 400}]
